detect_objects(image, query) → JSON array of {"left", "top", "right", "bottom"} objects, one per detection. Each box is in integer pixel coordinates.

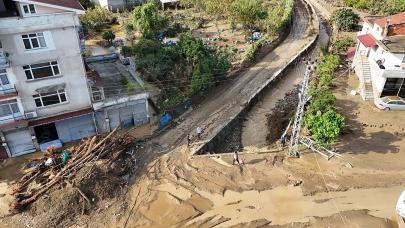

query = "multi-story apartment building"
[
  {"left": 0, "top": 0, "right": 96, "bottom": 158},
  {"left": 353, "top": 12, "right": 405, "bottom": 101}
]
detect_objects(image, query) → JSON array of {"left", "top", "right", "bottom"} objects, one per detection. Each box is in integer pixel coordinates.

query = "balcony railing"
[
  {"left": 369, "top": 59, "right": 405, "bottom": 78},
  {"left": 0, "top": 113, "right": 24, "bottom": 125},
  {"left": 0, "top": 85, "right": 17, "bottom": 96}
]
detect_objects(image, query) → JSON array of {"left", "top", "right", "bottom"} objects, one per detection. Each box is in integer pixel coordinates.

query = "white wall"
[{"left": 0, "top": 24, "right": 91, "bottom": 118}]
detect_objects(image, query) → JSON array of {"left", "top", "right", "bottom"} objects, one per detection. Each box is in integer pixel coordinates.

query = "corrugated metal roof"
[{"left": 357, "top": 33, "right": 377, "bottom": 48}]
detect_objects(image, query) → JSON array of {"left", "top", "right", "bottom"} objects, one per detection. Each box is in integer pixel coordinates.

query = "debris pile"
[{"left": 10, "top": 129, "right": 134, "bottom": 214}]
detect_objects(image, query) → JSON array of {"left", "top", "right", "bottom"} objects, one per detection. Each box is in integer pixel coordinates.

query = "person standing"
[
  {"left": 196, "top": 127, "right": 203, "bottom": 139},
  {"left": 233, "top": 150, "right": 240, "bottom": 165},
  {"left": 187, "top": 134, "right": 192, "bottom": 147}
]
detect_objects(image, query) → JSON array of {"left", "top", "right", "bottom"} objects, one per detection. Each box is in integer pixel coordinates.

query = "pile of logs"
[{"left": 10, "top": 129, "right": 133, "bottom": 213}]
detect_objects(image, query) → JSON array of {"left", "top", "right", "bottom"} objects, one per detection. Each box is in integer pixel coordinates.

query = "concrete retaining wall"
[{"left": 194, "top": 0, "right": 320, "bottom": 155}]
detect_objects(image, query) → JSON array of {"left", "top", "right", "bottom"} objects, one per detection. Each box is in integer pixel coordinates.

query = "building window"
[
  {"left": 0, "top": 99, "right": 20, "bottom": 117},
  {"left": 22, "top": 32, "right": 46, "bottom": 50},
  {"left": 33, "top": 89, "right": 67, "bottom": 107},
  {"left": 0, "top": 69, "right": 10, "bottom": 86},
  {"left": 22, "top": 4, "right": 36, "bottom": 14},
  {"left": 23, "top": 61, "right": 60, "bottom": 80}
]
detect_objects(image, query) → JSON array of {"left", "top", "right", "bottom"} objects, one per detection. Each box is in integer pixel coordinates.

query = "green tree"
[
  {"left": 79, "top": 0, "right": 95, "bottom": 9},
  {"left": 131, "top": 3, "right": 167, "bottom": 38},
  {"left": 333, "top": 8, "right": 360, "bottom": 31},
  {"left": 178, "top": 32, "right": 207, "bottom": 65},
  {"left": 305, "top": 110, "right": 345, "bottom": 146},
  {"left": 80, "top": 6, "right": 113, "bottom": 30},
  {"left": 228, "top": 0, "right": 263, "bottom": 28},
  {"left": 102, "top": 30, "right": 115, "bottom": 45},
  {"left": 307, "top": 89, "right": 336, "bottom": 115}
]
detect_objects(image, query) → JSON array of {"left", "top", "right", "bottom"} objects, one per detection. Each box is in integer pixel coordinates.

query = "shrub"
[
  {"left": 102, "top": 30, "right": 115, "bottom": 45},
  {"left": 80, "top": 6, "right": 113, "bottom": 29},
  {"left": 121, "top": 46, "right": 133, "bottom": 57},
  {"left": 330, "top": 37, "right": 356, "bottom": 54},
  {"left": 131, "top": 3, "right": 167, "bottom": 38},
  {"left": 244, "top": 36, "right": 267, "bottom": 60},
  {"left": 305, "top": 110, "right": 345, "bottom": 146},
  {"left": 333, "top": 8, "right": 360, "bottom": 31}
]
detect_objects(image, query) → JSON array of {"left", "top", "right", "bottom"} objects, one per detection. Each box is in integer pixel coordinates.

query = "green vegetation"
[
  {"left": 80, "top": 6, "right": 113, "bottom": 30},
  {"left": 131, "top": 3, "right": 167, "bottom": 38},
  {"left": 79, "top": 0, "right": 95, "bottom": 9},
  {"left": 304, "top": 53, "right": 345, "bottom": 146},
  {"left": 102, "top": 30, "right": 115, "bottom": 45},
  {"left": 344, "top": 0, "right": 405, "bottom": 15},
  {"left": 244, "top": 36, "right": 267, "bottom": 60},
  {"left": 178, "top": 33, "right": 234, "bottom": 95},
  {"left": 333, "top": 8, "right": 360, "bottom": 31},
  {"left": 179, "top": 0, "right": 294, "bottom": 35},
  {"left": 330, "top": 37, "right": 356, "bottom": 55}
]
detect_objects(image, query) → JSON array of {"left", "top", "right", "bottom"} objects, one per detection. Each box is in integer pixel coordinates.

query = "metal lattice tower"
[{"left": 288, "top": 60, "right": 316, "bottom": 157}]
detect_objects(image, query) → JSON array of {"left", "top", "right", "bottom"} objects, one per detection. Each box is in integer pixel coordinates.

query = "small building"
[
  {"left": 353, "top": 12, "right": 405, "bottom": 101},
  {"left": 85, "top": 54, "right": 149, "bottom": 133},
  {"left": 91, "top": 0, "right": 146, "bottom": 10}
]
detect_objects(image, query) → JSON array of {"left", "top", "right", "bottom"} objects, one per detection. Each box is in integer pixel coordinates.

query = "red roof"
[
  {"left": 31, "top": 0, "right": 84, "bottom": 11},
  {"left": 375, "top": 12, "right": 405, "bottom": 28},
  {"left": 357, "top": 33, "right": 377, "bottom": 48},
  {"left": 29, "top": 108, "right": 93, "bottom": 127}
]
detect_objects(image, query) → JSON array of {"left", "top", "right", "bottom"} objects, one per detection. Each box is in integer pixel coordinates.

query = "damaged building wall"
[{"left": 95, "top": 99, "right": 148, "bottom": 133}]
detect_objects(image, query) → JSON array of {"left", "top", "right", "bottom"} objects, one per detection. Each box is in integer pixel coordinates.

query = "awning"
[
  {"left": 357, "top": 34, "right": 377, "bottom": 48},
  {"left": 35, "top": 83, "right": 66, "bottom": 93},
  {"left": 29, "top": 108, "right": 93, "bottom": 127}
]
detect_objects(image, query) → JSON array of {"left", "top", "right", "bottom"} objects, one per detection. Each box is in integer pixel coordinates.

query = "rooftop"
[
  {"left": 15, "top": 0, "right": 84, "bottom": 11},
  {"left": 87, "top": 60, "right": 145, "bottom": 101},
  {"left": 375, "top": 12, "right": 405, "bottom": 28},
  {"left": 380, "top": 35, "right": 405, "bottom": 53}
]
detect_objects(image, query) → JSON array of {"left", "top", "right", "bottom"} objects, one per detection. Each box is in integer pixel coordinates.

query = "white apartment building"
[
  {"left": 0, "top": 0, "right": 96, "bottom": 158},
  {"left": 353, "top": 12, "right": 405, "bottom": 101}
]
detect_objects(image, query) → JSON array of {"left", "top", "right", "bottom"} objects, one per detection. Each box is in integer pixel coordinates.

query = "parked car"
[{"left": 374, "top": 96, "right": 405, "bottom": 110}]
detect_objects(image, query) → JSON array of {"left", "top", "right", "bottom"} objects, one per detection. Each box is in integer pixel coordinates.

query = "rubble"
[{"left": 10, "top": 128, "right": 134, "bottom": 214}]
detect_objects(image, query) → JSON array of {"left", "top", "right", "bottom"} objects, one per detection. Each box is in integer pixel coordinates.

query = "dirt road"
[{"left": 153, "top": 0, "right": 316, "bottom": 155}]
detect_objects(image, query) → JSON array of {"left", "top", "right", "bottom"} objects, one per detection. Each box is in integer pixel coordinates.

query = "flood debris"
[{"left": 10, "top": 128, "right": 134, "bottom": 214}]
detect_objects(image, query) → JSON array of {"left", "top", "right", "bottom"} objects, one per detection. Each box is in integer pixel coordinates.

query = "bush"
[
  {"left": 330, "top": 37, "right": 356, "bottom": 54},
  {"left": 228, "top": 0, "right": 264, "bottom": 28},
  {"left": 102, "top": 30, "right": 115, "bottom": 45},
  {"left": 80, "top": 6, "right": 113, "bottom": 30},
  {"left": 121, "top": 46, "right": 133, "bottom": 57},
  {"left": 333, "top": 8, "right": 360, "bottom": 31},
  {"left": 244, "top": 36, "right": 267, "bottom": 60},
  {"left": 157, "top": 88, "right": 185, "bottom": 111},
  {"left": 305, "top": 110, "right": 345, "bottom": 146}
]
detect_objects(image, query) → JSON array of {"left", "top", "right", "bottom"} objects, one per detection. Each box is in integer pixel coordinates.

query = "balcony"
[
  {"left": 0, "top": 84, "right": 17, "bottom": 99},
  {"left": 369, "top": 59, "right": 405, "bottom": 79}
]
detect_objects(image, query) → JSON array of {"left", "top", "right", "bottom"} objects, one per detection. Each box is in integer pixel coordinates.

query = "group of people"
[{"left": 187, "top": 126, "right": 242, "bottom": 165}]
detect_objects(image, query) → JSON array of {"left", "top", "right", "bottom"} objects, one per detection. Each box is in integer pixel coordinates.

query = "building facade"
[
  {"left": 353, "top": 12, "right": 405, "bottom": 101},
  {"left": 0, "top": 0, "right": 96, "bottom": 157}
]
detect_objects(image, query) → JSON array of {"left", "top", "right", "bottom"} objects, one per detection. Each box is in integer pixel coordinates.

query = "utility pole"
[{"left": 288, "top": 58, "right": 316, "bottom": 157}]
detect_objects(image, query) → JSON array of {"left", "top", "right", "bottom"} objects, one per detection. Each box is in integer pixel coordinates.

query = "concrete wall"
[{"left": 0, "top": 14, "right": 92, "bottom": 118}]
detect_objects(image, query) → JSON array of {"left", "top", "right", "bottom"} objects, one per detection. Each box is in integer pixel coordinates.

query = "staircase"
[{"left": 356, "top": 56, "right": 374, "bottom": 101}]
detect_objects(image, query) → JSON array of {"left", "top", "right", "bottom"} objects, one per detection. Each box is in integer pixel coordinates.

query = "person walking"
[
  {"left": 187, "top": 134, "right": 192, "bottom": 147},
  {"left": 232, "top": 150, "right": 240, "bottom": 165},
  {"left": 196, "top": 127, "right": 203, "bottom": 139}
]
